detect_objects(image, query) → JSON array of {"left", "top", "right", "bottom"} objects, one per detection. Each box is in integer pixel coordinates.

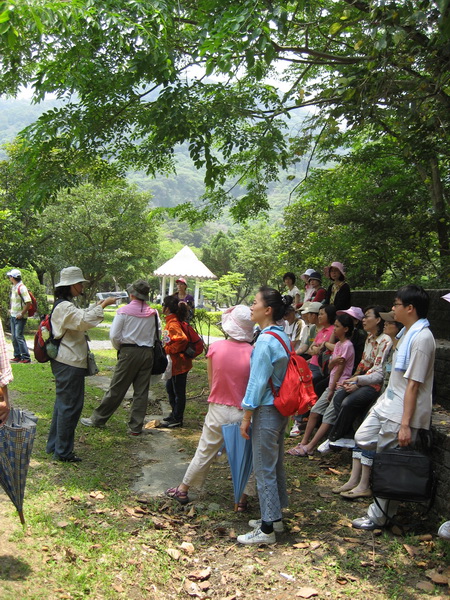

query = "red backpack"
[
  {"left": 33, "top": 300, "right": 67, "bottom": 363},
  {"left": 263, "top": 331, "right": 317, "bottom": 417},
  {"left": 179, "top": 321, "right": 205, "bottom": 359},
  {"left": 18, "top": 284, "right": 38, "bottom": 317}
]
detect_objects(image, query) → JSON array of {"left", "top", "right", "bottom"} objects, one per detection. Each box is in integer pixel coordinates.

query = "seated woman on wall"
[
  {"left": 291, "top": 306, "right": 390, "bottom": 456},
  {"left": 323, "top": 262, "right": 351, "bottom": 311},
  {"left": 307, "top": 271, "right": 327, "bottom": 304},
  {"left": 283, "top": 272, "right": 302, "bottom": 306},
  {"left": 283, "top": 305, "right": 305, "bottom": 353},
  {"left": 287, "top": 313, "right": 355, "bottom": 456},
  {"left": 306, "top": 304, "right": 336, "bottom": 385},
  {"left": 325, "top": 305, "right": 392, "bottom": 448}
]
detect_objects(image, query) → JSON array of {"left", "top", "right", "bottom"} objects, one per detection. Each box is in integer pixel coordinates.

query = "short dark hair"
[
  {"left": 364, "top": 305, "right": 387, "bottom": 336},
  {"left": 335, "top": 313, "right": 354, "bottom": 338},
  {"left": 395, "top": 285, "right": 430, "bottom": 319},
  {"left": 283, "top": 272, "right": 296, "bottom": 284},
  {"left": 259, "top": 286, "right": 293, "bottom": 321},
  {"left": 319, "top": 304, "right": 337, "bottom": 325},
  {"left": 163, "top": 295, "right": 188, "bottom": 321}
]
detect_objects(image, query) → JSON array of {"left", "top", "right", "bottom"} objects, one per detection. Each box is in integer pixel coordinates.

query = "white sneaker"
[
  {"left": 237, "top": 527, "right": 276, "bottom": 545},
  {"left": 317, "top": 439, "right": 331, "bottom": 454},
  {"left": 248, "top": 519, "right": 284, "bottom": 532},
  {"left": 330, "top": 437, "right": 355, "bottom": 448},
  {"left": 289, "top": 422, "right": 301, "bottom": 437},
  {"left": 438, "top": 520, "right": 450, "bottom": 540}
]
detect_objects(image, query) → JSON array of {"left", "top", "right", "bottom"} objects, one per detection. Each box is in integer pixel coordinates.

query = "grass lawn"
[{"left": 0, "top": 355, "right": 448, "bottom": 599}]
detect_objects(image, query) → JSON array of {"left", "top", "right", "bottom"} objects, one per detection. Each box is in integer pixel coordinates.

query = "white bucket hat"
[
  {"left": 220, "top": 305, "right": 254, "bottom": 342},
  {"left": 55, "top": 266, "right": 89, "bottom": 288}
]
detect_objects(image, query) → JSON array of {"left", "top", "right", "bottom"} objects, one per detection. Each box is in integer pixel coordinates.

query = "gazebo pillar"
[
  {"left": 194, "top": 278, "right": 200, "bottom": 307},
  {"left": 161, "top": 275, "right": 166, "bottom": 300},
  {"left": 169, "top": 277, "right": 175, "bottom": 294}
]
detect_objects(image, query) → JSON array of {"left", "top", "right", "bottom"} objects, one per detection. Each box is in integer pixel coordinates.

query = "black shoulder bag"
[{"left": 151, "top": 313, "right": 168, "bottom": 375}]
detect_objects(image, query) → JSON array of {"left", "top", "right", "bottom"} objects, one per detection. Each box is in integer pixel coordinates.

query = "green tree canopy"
[{"left": 1, "top": 0, "right": 449, "bottom": 275}]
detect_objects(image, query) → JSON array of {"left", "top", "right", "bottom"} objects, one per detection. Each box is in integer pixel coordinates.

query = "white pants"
[
  {"left": 355, "top": 407, "right": 418, "bottom": 525},
  {"left": 183, "top": 402, "right": 255, "bottom": 495}
]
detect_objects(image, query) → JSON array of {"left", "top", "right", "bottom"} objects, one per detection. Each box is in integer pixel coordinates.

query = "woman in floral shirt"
[{"left": 328, "top": 305, "right": 392, "bottom": 443}]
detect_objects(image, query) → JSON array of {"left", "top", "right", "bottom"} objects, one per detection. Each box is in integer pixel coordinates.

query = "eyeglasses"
[{"left": 392, "top": 302, "right": 403, "bottom": 307}]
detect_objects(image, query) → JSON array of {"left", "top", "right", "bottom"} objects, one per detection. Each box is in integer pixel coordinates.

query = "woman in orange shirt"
[{"left": 160, "top": 296, "right": 192, "bottom": 428}]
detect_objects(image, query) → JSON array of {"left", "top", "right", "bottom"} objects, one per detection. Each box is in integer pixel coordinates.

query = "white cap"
[{"left": 7, "top": 268, "right": 21, "bottom": 278}]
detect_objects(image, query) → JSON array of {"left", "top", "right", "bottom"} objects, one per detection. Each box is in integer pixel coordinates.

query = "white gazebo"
[{"left": 153, "top": 245, "right": 217, "bottom": 306}]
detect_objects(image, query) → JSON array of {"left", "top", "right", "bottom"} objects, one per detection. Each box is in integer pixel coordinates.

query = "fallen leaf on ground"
[
  {"left": 416, "top": 534, "right": 433, "bottom": 541},
  {"left": 166, "top": 548, "right": 181, "bottom": 561},
  {"left": 309, "top": 541, "right": 321, "bottom": 550},
  {"left": 112, "top": 584, "right": 124, "bottom": 593},
  {"left": 184, "top": 580, "right": 205, "bottom": 598},
  {"left": 199, "top": 581, "right": 210, "bottom": 591},
  {"left": 188, "top": 567, "right": 211, "bottom": 581},
  {"left": 416, "top": 581, "right": 435, "bottom": 592},
  {"left": 343, "top": 537, "right": 362, "bottom": 544},
  {"left": 403, "top": 544, "right": 418, "bottom": 557},
  {"left": 391, "top": 525, "right": 403, "bottom": 536},
  {"left": 187, "top": 506, "right": 196, "bottom": 517},
  {"left": 180, "top": 541, "right": 195, "bottom": 555},
  {"left": 57, "top": 521, "right": 69, "bottom": 528},
  {"left": 89, "top": 491, "right": 105, "bottom": 500},
  {"left": 425, "top": 569, "right": 448, "bottom": 585},
  {"left": 296, "top": 587, "right": 319, "bottom": 598},
  {"left": 327, "top": 468, "right": 342, "bottom": 475},
  {"left": 293, "top": 542, "right": 310, "bottom": 549},
  {"left": 144, "top": 420, "right": 159, "bottom": 429}
]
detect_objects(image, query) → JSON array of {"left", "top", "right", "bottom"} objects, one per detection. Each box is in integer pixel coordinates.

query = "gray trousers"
[
  {"left": 355, "top": 407, "right": 418, "bottom": 525},
  {"left": 90, "top": 346, "right": 154, "bottom": 433}
]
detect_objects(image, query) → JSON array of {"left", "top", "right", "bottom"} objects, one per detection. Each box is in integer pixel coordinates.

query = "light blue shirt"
[{"left": 241, "top": 325, "right": 290, "bottom": 411}]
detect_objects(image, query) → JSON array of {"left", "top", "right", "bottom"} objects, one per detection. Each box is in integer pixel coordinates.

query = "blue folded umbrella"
[
  {"left": 0, "top": 407, "right": 38, "bottom": 525},
  {"left": 222, "top": 422, "right": 253, "bottom": 511}
]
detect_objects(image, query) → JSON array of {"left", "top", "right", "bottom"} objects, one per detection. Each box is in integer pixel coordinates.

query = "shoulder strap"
[
  {"left": 154, "top": 313, "right": 161, "bottom": 341},
  {"left": 262, "top": 330, "right": 292, "bottom": 356}
]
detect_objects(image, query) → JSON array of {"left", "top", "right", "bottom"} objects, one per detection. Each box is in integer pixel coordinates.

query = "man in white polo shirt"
[{"left": 352, "top": 284, "right": 435, "bottom": 530}]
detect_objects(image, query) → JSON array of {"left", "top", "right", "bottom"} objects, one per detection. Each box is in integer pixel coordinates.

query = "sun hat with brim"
[
  {"left": 127, "top": 279, "right": 150, "bottom": 301},
  {"left": 379, "top": 311, "right": 397, "bottom": 323},
  {"left": 308, "top": 271, "right": 322, "bottom": 283},
  {"left": 442, "top": 293, "right": 450, "bottom": 303},
  {"left": 301, "top": 301, "right": 323, "bottom": 315},
  {"left": 6, "top": 269, "right": 21, "bottom": 279},
  {"left": 220, "top": 305, "right": 254, "bottom": 342},
  {"left": 301, "top": 268, "right": 315, "bottom": 282},
  {"left": 337, "top": 306, "right": 365, "bottom": 321},
  {"left": 324, "top": 261, "right": 346, "bottom": 279},
  {"left": 55, "top": 267, "right": 89, "bottom": 288}
]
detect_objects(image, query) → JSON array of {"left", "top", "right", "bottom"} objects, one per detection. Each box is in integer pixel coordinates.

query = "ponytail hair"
[
  {"left": 163, "top": 295, "right": 188, "bottom": 322},
  {"left": 259, "top": 286, "right": 293, "bottom": 322}
]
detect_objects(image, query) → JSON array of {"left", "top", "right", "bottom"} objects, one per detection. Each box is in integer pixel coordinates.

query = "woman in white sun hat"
[{"left": 46, "top": 267, "right": 116, "bottom": 463}]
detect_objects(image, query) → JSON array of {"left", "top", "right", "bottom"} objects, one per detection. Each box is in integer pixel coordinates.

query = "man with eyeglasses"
[{"left": 351, "top": 284, "right": 435, "bottom": 531}]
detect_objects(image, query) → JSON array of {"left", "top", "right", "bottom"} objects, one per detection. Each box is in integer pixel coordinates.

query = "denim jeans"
[
  {"left": 10, "top": 316, "right": 30, "bottom": 360},
  {"left": 46, "top": 360, "right": 85, "bottom": 459},
  {"left": 252, "top": 405, "right": 289, "bottom": 523},
  {"left": 165, "top": 371, "right": 188, "bottom": 423}
]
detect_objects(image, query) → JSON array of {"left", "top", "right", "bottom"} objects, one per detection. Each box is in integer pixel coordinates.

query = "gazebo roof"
[{"left": 153, "top": 245, "right": 217, "bottom": 280}]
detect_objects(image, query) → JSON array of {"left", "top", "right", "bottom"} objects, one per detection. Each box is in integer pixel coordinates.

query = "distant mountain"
[{"left": 0, "top": 97, "right": 315, "bottom": 229}]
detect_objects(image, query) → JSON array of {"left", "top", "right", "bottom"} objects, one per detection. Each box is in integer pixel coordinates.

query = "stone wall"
[
  {"left": 351, "top": 289, "right": 450, "bottom": 339},
  {"left": 430, "top": 410, "right": 450, "bottom": 520}
]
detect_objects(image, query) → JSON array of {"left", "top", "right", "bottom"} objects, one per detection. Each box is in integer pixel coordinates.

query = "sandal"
[
  {"left": 287, "top": 444, "right": 312, "bottom": 457},
  {"left": 165, "top": 486, "right": 190, "bottom": 505},
  {"left": 236, "top": 500, "right": 248, "bottom": 513}
]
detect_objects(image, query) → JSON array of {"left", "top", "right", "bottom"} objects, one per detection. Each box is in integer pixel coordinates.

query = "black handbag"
[
  {"left": 371, "top": 447, "right": 435, "bottom": 504},
  {"left": 151, "top": 314, "right": 168, "bottom": 375}
]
